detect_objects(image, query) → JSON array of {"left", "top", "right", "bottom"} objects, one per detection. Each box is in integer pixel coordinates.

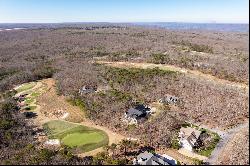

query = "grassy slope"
[{"left": 16, "top": 82, "right": 36, "bottom": 93}]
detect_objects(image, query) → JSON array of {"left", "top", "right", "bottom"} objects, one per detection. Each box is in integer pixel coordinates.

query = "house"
[
  {"left": 159, "top": 154, "right": 178, "bottom": 165},
  {"left": 193, "top": 62, "right": 210, "bottom": 69},
  {"left": 78, "top": 85, "right": 97, "bottom": 95},
  {"left": 178, "top": 127, "right": 201, "bottom": 151},
  {"left": 133, "top": 151, "right": 177, "bottom": 165},
  {"left": 159, "top": 95, "right": 179, "bottom": 105},
  {"left": 124, "top": 104, "right": 151, "bottom": 124}
]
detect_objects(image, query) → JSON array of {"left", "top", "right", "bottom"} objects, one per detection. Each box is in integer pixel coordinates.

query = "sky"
[{"left": 0, "top": 0, "right": 249, "bottom": 23}]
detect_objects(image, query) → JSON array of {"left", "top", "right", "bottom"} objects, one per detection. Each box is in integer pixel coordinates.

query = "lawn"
[
  {"left": 24, "top": 97, "right": 35, "bottom": 104},
  {"left": 43, "top": 120, "right": 109, "bottom": 152},
  {"left": 16, "top": 82, "right": 36, "bottom": 93},
  {"left": 30, "top": 92, "right": 41, "bottom": 97}
]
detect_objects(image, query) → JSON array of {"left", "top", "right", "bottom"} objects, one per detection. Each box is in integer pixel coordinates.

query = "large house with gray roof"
[
  {"left": 133, "top": 151, "right": 177, "bottom": 165},
  {"left": 123, "top": 104, "right": 151, "bottom": 124}
]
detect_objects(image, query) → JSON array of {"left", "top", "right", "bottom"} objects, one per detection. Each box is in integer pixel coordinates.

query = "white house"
[{"left": 178, "top": 127, "right": 201, "bottom": 151}]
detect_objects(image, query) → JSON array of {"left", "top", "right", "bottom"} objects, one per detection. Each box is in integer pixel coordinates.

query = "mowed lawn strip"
[
  {"left": 16, "top": 82, "right": 36, "bottom": 93},
  {"left": 43, "top": 120, "right": 109, "bottom": 152}
]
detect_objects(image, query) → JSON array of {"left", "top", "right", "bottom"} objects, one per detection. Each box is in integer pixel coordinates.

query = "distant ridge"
[{"left": 0, "top": 22, "right": 248, "bottom": 32}]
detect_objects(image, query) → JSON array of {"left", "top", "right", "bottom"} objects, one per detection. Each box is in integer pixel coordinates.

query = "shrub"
[
  {"left": 0, "top": 69, "right": 18, "bottom": 81},
  {"left": 151, "top": 53, "right": 170, "bottom": 64},
  {"left": 109, "top": 89, "right": 133, "bottom": 102},
  {"left": 175, "top": 40, "right": 213, "bottom": 53},
  {"left": 39, "top": 148, "right": 55, "bottom": 162},
  {"left": 193, "top": 158, "right": 204, "bottom": 165},
  {"left": 32, "top": 64, "right": 56, "bottom": 80},
  {"left": 104, "top": 66, "right": 177, "bottom": 85},
  {"left": 171, "top": 139, "right": 181, "bottom": 149},
  {"left": 181, "top": 122, "right": 191, "bottom": 128},
  {"left": 179, "top": 56, "right": 193, "bottom": 66},
  {"left": 67, "top": 98, "right": 86, "bottom": 111},
  {"left": 0, "top": 119, "right": 15, "bottom": 130}
]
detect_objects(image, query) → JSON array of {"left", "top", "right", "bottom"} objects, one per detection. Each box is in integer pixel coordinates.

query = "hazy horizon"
[
  {"left": 0, "top": 0, "right": 249, "bottom": 24},
  {"left": 0, "top": 21, "right": 249, "bottom": 24}
]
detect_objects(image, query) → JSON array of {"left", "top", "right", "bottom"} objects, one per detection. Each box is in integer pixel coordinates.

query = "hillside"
[{"left": 0, "top": 24, "right": 249, "bottom": 165}]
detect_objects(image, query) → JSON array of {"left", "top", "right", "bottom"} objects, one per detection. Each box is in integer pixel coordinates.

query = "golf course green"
[{"left": 43, "top": 120, "right": 109, "bottom": 152}]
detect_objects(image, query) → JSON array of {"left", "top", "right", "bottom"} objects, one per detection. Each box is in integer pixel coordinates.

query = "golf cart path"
[{"left": 96, "top": 61, "right": 248, "bottom": 93}]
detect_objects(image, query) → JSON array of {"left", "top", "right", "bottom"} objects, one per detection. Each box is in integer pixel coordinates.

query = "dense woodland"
[
  {"left": 0, "top": 26, "right": 249, "bottom": 92},
  {"left": 0, "top": 24, "right": 249, "bottom": 164}
]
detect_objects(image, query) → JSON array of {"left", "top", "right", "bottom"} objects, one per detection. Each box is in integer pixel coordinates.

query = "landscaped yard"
[
  {"left": 179, "top": 122, "right": 220, "bottom": 157},
  {"left": 195, "top": 129, "right": 220, "bottom": 157},
  {"left": 43, "top": 120, "right": 109, "bottom": 152}
]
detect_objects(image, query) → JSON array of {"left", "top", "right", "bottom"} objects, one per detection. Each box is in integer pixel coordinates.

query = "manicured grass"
[
  {"left": 16, "top": 82, "right": 36, "bottom": 93},
  {"left": 62, "top": 132, "right": 104, "bottom": 147},
  {"left": 30, "top": 92, "right": 41, "bottom": 97},
  {"left": 43, "top": 120, "right": 109, "bottom": 152},
  {"left": 24, "top": 97, "right": 35, "bottom": 104},
  {"left": 43, "top": 120, "right": 79, "bottom": 136}
]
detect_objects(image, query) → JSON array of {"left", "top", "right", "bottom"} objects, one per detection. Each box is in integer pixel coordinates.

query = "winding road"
[{"left": 205, "top": 122, "right": 249, "bottom": 165}]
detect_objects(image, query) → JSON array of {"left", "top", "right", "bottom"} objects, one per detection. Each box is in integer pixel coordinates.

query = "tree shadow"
[{"left": 23, "top": 111, "right": 38, "bottom": 118}]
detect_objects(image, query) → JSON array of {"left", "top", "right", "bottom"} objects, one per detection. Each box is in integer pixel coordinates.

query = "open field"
[
  {"left": 37, "top": 79, "right": 85, "bottom": 123},
  {"left": 43, "top": 120, "right": 109, "bottom": 152}
]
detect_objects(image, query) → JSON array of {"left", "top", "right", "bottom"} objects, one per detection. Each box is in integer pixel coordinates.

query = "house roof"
[
  {"left": 126, "top": 104, "right": 150, "bottom": 118},
  {"left": 180, "top": 127, "right": 201, "bottom": 139},
  {"left": 82, "top": 85, "right": 97, "bottom": 90},
  {"left": 79, "top": 85, "right": 97, "bottom": 94},
  {"left": 137, "top": 151, "right": 154, "bottom": 161},
  {"left": 127, "top": 108, "right": 144, "bottom": 117},
  {"left": 136, "top": 151, "right": 169, "bottom": 165},
  {"left": 134, "top": 104, "right": 150, "bottom": 112},
  {"left": 160, "top": 95, "right": 179, "bottom": 104}
]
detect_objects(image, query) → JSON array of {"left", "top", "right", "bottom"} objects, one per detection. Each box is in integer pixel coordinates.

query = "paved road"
[{"left": 205, "top": 122, "right": 249, "bottom": 165}]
